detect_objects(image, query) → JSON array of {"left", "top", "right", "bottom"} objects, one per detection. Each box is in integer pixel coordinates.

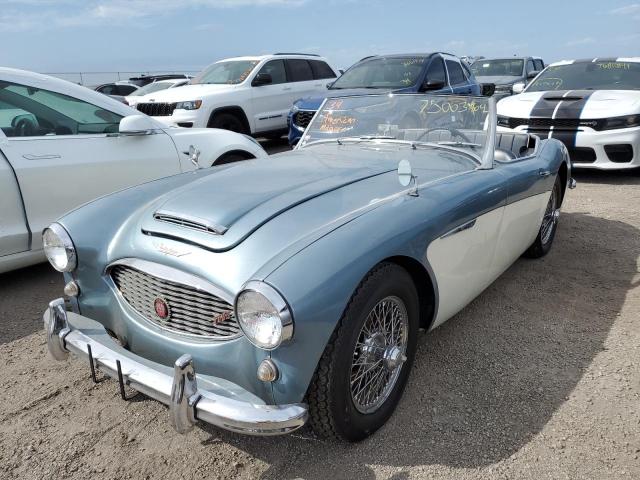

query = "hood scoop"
[{"left": 153, "top": 210, "right": 228, "bottom": 235}]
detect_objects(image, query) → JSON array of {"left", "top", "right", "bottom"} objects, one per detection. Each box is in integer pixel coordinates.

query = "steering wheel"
[
  {"left": 13, "top": 118, "right": 36, "bottom": 137},
  {"left": 414, "top": 127, "right": 472, "bottom": 144}
]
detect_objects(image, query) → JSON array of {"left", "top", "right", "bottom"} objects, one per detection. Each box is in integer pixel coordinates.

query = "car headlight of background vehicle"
[
  {"left": 43, "top": 223, "right": 77, "bottom": 272},
  {"left": 595, "top": 114, "right": 640, "bottom": 131},
  {"left": 497, "top": 115, "right": 511, "bottom": 127},
  {"left": 175, "top": 100, "right": 202, "bottom": 110},
  {"left": 235, "top": 281, "right": 293, "bottom": 350}
]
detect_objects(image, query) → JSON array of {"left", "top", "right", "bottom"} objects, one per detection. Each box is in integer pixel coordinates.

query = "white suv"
[{"left": 134, "top": 54, "right": 338, "bottom": 138}]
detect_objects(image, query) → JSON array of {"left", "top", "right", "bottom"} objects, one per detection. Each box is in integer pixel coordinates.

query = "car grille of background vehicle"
[
  {"left": 294, "top": 110, "right": 316, "bottom": 129},
  {"left": 136, "top": 102, "right": 178, "bottom": 116},
  {"left": 110, "top": 265, "right": 241, "bottom": 339}
]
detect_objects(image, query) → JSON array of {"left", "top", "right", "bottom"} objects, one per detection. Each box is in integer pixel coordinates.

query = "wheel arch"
[
  {"left": 213, "top": 149, "right": 255, "bottom": 166},
  {"left": 207, "top": 106, "right": 251, "bottom": 134},
  {"left": 558, "top": 160, "right": 568, "bottom": 206},
  {"left": 379, "top": 256, "right": 438, "bottom": 331}
]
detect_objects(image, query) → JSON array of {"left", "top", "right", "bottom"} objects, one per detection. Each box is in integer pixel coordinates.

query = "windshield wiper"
[
  {"left": 437, "top": 141, "right": 482, "bottom": 148},
  {"left": 336, "top": 135, "right": 396, "bottom": 144}
]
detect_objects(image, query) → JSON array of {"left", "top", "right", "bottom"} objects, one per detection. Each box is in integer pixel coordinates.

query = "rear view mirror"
[
  {"left": 118, "top": 115, "right": 156, "bottom": 135},
  {"left": 420, "top": 79, "right": 445, "bottom": 92},
  {"left": 512, "top": 82, "right": 526, "bottom": 94},
  {"left": 252, "top": 73, "right": 273, "bottom": 87}
]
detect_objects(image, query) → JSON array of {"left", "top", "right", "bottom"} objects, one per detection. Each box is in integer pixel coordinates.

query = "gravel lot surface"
[{"left": 1, "top": 140, "right": 638, "bottom": 480}]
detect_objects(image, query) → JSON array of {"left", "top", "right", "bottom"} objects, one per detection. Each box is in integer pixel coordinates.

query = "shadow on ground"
[
  {"left": 0, "top": 262, "right": 62, "bottom": 345},
  {"left": 573, "top": 168, "right": 640, "bottom": 186},
  {"left": 197, "top": 211, "right": 639, "bottom": 478}
]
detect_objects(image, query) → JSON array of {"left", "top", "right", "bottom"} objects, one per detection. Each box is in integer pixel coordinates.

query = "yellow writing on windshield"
[
  {"left": 596, "top": 62, "right": 631, "bottom": 70},
  {"left": 419, "top": 99, "right": 489, "bottom": 115}
]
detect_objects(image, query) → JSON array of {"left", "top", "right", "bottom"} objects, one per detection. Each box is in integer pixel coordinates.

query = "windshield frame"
[{"left": 296, "top": 93, "right": 497, "bottom": 170}]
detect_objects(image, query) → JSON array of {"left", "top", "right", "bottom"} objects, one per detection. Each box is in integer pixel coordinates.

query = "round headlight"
[
  {"left": 43, "top": 223, "right": 77, "bottom": 272},
  {"left": 235, "top": 282, "right": 293, "bottom": 350}
]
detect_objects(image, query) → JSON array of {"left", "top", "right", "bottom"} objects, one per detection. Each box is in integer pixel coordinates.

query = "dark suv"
[
  {"left": 471, "top": 57, "right": 545, "bottom": 98},
  {"left": 287, "top": 52, "right": 481, "bottom": 145}
]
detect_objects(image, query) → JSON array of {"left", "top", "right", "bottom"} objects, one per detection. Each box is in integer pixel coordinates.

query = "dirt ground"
[{"left": 1, "top": 145, "right": 639, "bottom": 479}]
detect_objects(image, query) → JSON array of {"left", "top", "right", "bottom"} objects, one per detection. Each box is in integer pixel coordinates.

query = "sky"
[{"left": 0, "top": 0, "right": 638, "bottom": 81}]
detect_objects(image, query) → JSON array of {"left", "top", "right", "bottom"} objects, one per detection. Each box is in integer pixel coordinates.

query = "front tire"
[
  {"left": 208, "top": 112, "right": 246, "bottom": 134},
  {"left": 524, "top": 176, "right": 562, "bottom": 258},
  {"left": 308, "top": 263, "right": 419, "bottom": 441}
]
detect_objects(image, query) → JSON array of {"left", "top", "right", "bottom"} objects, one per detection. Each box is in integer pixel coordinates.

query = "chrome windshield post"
[{"left": 478, "top": 96, "right": 497, "bottom": 170}]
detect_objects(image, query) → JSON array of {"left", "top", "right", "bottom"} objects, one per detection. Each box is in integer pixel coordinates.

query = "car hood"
[
  {"left": 294, "top": 87, "right": 404, "bottom": 111},
  {"left": 136, "top": 83, "right": 236, "bottom": 102},
  {"left": 138, "top": 146, "right": 467, "bottom": 253},
  {"left": 497, "top": 89, "right": 640, "bottom": 119},
  {"left": 474, "top": 75, "right": 521, "bottom": 85}
]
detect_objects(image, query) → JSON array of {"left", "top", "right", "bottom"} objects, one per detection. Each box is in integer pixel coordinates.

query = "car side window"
[
  {"left": 534, "top": 59, "right": 544, "bottom": 71},
  {"left": 286, "top": 59, "right": 314, "bottom": 82},
  {"left": 256, "top": 60, "right": 287, "bottom": 85},
  {"left": 425, "top": 57, "right": 447, "bottom": 84},
  {"left": 0, "top": 82, "right": 122, "bottom": 137},
  {"left": 309, "top": 60, "right": 336, "bottom": 80},
  {"left": 526, "top": 60, "right": 536, "bottom": 73},
  {"left": 445, "top": 60, "right": 466, "bottom": 85},
  {"left": 116, "top": 85, "right": 138, "bottom": 96}
]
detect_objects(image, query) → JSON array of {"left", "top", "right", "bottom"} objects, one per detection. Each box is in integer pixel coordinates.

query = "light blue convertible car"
[{"left": 43, "top": 94, "right": 574, "bottom": 441}]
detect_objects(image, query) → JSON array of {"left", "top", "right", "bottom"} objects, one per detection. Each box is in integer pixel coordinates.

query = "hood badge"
[
  {"left": 154, "top": 297, "right": 171, "bottom": 320},
  {"left": 153, "top": 241, "right": 192, "bottom": 258}
]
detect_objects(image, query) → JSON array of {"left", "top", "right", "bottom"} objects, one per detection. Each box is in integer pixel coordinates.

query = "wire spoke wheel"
[
  {"left": 541, "top": 184, "right": 559, "bottom": 245},
  {"left": 350, "top": 296, "right": 409, "bottom": 414}
]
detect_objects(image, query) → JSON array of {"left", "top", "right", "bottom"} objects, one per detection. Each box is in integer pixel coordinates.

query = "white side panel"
[
  {"left": 490, "top": 192, "right": 550, "bottom": 282},
  {"left": 0, "top": 153, "right": 29, "bottom": 256},
  {"left": 427, "top": 207, "right": 504, "bottom": 328}
]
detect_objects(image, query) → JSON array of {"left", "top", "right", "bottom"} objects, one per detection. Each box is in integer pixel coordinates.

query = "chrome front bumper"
[{"left": 44, "top": 298, "right": 308, "bottom": 436}]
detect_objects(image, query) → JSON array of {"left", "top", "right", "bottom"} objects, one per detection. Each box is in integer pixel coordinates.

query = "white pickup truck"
[{"left": 0, "top": 68, "right": 266, "bottom": 273}]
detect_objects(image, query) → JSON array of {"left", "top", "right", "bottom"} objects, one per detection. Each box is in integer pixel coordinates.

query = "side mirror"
[
  {"left": 118, "top": 115, "right": 156, "bottom": 135},
  {"left": 397, "top": 159, "right": 418, "bottom": 196},
  {"left": 420, "top": 79, "right": 445, "bottom": 92},
  {"left": 527, "top": 70, "right": 540, "bottom": 79},
  {"left": 512, "top": 82, "right": 526, "bottom": 94},
  {"left": 252, "top": 73, "right": 273, "bottom": 87},
  {"left": 481, "top": 83, "right": 496, "bottom": 97}
]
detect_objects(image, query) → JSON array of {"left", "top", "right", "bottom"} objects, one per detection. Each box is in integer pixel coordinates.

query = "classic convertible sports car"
[{"left": 43, "top": 93, "right": 574, "bottom": 441}]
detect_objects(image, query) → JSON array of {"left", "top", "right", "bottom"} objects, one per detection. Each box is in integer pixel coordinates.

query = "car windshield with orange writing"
[{"left": 299, "top": 94, "right": 493, "bottom": 163}]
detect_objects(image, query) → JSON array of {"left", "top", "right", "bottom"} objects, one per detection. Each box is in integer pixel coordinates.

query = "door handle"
[
  {"left": 22, "top": 153, "right": 61, "bottom": 160},
  {"left": 538, "top": 169, "right": 551, "bottom": 178}
]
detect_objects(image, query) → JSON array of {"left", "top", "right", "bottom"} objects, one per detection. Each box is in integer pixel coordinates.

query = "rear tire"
[
  {"left": 307, "top": 263, "right": 419, "bottom": 442},
  {"left": 208, "top": 112, "right": 246, "bottom": 134},
  {"left": 524, "top": 176, "right": 562, "bottom": 258}
]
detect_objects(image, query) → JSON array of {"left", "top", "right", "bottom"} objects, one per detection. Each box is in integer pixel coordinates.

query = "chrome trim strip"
[
  {"left": 479, "top": 96, "right": 497, "bottom": 170},
  {"left": 43, "top": 301, "right": 308, "bottom": 436},
  {"left": 440, "top": 218, "right": 477, "bottom": 239}
]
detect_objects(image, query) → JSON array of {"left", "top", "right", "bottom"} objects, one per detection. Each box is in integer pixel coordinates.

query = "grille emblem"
[
  {"left": 213, "top": 311, "right": 232, "bottom": 324},
  {"left": 154, "top": 297, "right": 170, "bottom": 319}
]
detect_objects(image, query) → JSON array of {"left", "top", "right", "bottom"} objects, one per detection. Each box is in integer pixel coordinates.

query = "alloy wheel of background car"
[
  {"left": 350, "top": 295, "right": 409, "bottom": 414},
  {"left": 524, "top": 176, "right": 562, "bottom": 258},
  {"left": 307, "top": 262, "right": 419, "bottom": 442}
]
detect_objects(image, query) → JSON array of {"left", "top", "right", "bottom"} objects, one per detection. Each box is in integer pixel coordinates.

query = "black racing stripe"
[
  {"left": 529, "top": 91, "right": 568, "bottom": 118},
  {"left": 550, "top": 90, "right": 594, "bottom": 148}
]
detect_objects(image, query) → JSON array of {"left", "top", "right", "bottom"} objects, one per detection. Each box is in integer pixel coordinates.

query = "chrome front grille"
[
  {"left": 293, "top": 110, "right": 316, "bottom": 129},
  {"left": 137, "top": 102, "right": 177, "bottom": 116},
  {"left": 110, "top": 264, "right": 240, "bottom": 339}
]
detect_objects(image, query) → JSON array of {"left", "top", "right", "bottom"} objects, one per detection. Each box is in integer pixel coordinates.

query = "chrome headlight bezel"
[
  {"left": 43, "top": 223, "right": 77, "bottom": 272},
  {"left": 234, "top": 281, "right": 293, "bottom": 351}
]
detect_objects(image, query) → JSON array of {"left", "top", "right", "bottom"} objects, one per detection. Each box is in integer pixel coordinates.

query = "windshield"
[
  {"left": 130, "top": 81, "right": 181, "bottom": 96},
  {"left": 527, "top": 61, "right": 640, "bottom": 91},
  {"left": 330, "top": 57, "right": 427, "bottom": 90},
  {"left": 299, "top": 94, "right": 494, "bottom": 163},
  {"left": 191, "top": 60, "right": 259, "bottom": 85},
  {"left": 471, "top": 59, "right": 524, "bottom": 77}
]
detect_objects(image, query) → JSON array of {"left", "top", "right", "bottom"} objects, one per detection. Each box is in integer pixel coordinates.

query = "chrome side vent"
[{"left": 153, "top": 210, "right": 227, "bottom": 235}]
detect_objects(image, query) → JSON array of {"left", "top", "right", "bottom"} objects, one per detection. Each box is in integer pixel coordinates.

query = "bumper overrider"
[{"left": 44, "top": 298, "right": 308, "bottom": 436}]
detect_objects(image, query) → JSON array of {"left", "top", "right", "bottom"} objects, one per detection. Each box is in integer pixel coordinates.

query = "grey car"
[
  {"left": 43, "top": 94, "right": 573, "bottom": 442},
  {"left": 471, "top": 57, "right": 545, "bottom": 98}
]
